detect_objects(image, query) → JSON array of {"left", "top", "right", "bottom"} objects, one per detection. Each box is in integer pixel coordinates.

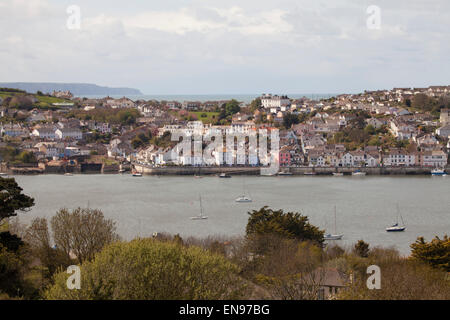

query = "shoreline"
[{"left": 3, "top": 164, "right": 448, "bottom": 176}]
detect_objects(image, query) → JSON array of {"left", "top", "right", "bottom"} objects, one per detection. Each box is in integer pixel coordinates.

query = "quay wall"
[{"left": 132, "top": 164, "right": 446, "bottom": 176}]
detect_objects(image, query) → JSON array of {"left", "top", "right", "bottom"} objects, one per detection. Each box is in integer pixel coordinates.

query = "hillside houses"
[
  {"left": 32, "top": 126, "right": 57, "bottom": 140},
  {"left": 389, "top": 120, "right": 418, "bottom": 140},
  {"left": 261, "top": 94, "right": 290, "bottom": 109},
  {"left": 105, "top": 97, "right": 135, "bottom": 109},
  {"left": 55, "top": 127, "right": 83, "bottom": 140},
  {"left": 1, "top": 123, "right": 29, "bottom": 137}
]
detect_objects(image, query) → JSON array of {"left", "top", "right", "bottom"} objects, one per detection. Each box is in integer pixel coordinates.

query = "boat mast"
[{"left": 334, "top": 205, "right": 337, "bottom": 234}]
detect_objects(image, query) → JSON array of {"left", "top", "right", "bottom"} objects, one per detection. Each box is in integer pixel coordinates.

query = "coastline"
[{"left": 3, "top": 164, "right": 448, "bottom": 176}]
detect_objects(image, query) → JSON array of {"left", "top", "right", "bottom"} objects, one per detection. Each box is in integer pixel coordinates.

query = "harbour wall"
[{"left": 132, "top": 164, "right": 445, "bottom": 176}]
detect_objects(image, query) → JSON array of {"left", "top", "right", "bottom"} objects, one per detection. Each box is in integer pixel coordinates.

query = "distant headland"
[{"left": 0, "top": 82, "right": 142, "bottom": 96}]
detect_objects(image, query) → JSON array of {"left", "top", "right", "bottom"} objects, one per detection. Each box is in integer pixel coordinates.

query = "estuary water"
[{"left": 13, "top": 174, "right": 450, "bottom": 255}]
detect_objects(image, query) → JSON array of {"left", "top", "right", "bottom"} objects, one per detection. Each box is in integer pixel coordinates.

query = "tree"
[
  {"left": 246, "top": 207, "right": 324, "bottom": 249},
  {"left": 410, "top": 235, "right": 449, "bottom": 271},
  {"left": 252, "top": 237, "right": 325, "bottom": 300},
  {"left": 0, "top": 177, "right": 35, "bottom": 224},
  {"left": 44, "top": 238, "right": 247, "bottom": 300},
  {"left": 283, "top": 113, "right": 300, "bottom": 129},
  {"left": 16, "top": 151, "right": 37, "bottom": 164},
  {"left": 339, "top": 256, "right": 450, "bottom": 300},
  {"left": 354, "top": 240, "right": 370, "bottom": 258},
  {"left": 50, "top": 208, "right": 120, "bottom": 263},
  {"left": 0, "top": 244, "right": 24, "bottom": 297},
  {"left": 250, "top": 98, "right": 262, "bottom": 112},
  {"left": 225, "top": 99, "right": 241, "bottom": 116},
  {"left": 24, "top": 218, "right": 70, "bottom": 276}
]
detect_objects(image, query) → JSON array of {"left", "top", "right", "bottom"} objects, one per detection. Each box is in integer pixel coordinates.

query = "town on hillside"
[{"left": 1, "top": 86, "right": 450, "bottom": 174}]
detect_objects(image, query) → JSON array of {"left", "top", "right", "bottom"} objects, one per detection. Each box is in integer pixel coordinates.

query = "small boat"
[
  {"left": 332, "top": 172, "right": 344, "bottom": 176},
  {"left": 386, "top": 205, "right": 406, "bottom": 232},
  {"left": 386, "top": 223, "right": 406, "bottom": 232},
  {"left": 278, "top": 171, "right": 293, "bottom": 176},
  {"left": 235, "top": 195, "right": 252, "bottom": 203},
  {"left": 323, "top": 206, "right": 343, "bottom": 240},
  {"left": 190, "top": 195, "right": 208, "bottom": 220},
  {"left": 219, "top": 173, "right": 231, "bottom": 178},
  {"left": 0, "top": 172, "right": 8, "bottom": 176},
  {"left": 324, "top": 234, "right": 344, "bottom": 240},
  {"left": 194, "top": 175, "right": 203, "bottom": 179},
  {"left": 352, "top": 169, "right": 366, "bottom": 176},
  {"left": 304, "top": 172, "right": 316, "bottom": 176},
  {"left": 119, "top": 169, "right": 126, "bottom": 173},
  {"left": 64, "top": 173, "right": 73, "bottom": 176},
  {"left": 132, "top": 172, "right": 143, "bottom": 177},
  {"left": 431, "top": 168, "right": 446, "bottom": 176},
  {"left": 260, "top": 172, "right": 276, "bottom": 176},
  {"left": 235, "top": 177, "right": 252, "bottom": 202}
]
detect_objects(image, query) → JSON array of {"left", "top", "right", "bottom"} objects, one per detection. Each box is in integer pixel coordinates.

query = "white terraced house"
[
  {"left": 261, "top": 94, "right": 290, "bottom": 109},
  {"left": 382, "top": 149, "right": 417, "bottom": 167},
  {"left": 420, "top": 150, "right": 447, "bottom": 167},
  {"left": 55, "top": 128, "right": 82, "bottom": 140},
  {"left": 32, "top": 127, "right": 56, "bottom": 140}
]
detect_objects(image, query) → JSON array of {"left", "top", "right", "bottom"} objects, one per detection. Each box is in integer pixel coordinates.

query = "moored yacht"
[
  {"left": 386, "top": 205, "right": 406, "bottom": 232},
  {"left": 352, "top": 169, "right": 366, "bottom": 176},
  {"left": 386, "top": 223, "right": 406, "bottom": 232},
  {"left": 323, "top": 206, "right": 343, "bottom": 241},
  {"left": 278, "top": 171, "right": 293, "bottom": 176},
  {"left": 431, "top": 168, "right": 446, "bottom": 176},
  {"left": 235, "top": 195, "right": 252, "bottom": 203},
  {"left": 190, "top": 195, "right": 208, "bottom": 220}
]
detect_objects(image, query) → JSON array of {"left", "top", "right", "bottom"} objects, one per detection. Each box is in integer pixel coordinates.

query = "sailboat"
[
  {"left": 324, "top": 206, "right": 344, "bottom": 240},
  {"left": 190, "top": 195, "right": 208, "bottom": 220},
  {"left": 386, "top": 205, "right": 406, "bottom": 232},
  {"left": 235, "top": 177, "right": 252, "bottom": 202}
]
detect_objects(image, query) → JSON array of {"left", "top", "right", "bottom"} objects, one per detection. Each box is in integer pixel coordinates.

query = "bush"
[{"left": 44, "top": 238, "right": 247, "bottom": 300}]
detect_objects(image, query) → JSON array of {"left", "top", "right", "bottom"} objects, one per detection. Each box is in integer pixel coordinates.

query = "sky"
[{"left": 0, "top": 0, "right": 449, "bottom": 94}]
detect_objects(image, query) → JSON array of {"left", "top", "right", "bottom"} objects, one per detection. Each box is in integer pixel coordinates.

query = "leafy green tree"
[
  {"left": 283, "top": 113, "right": 299, "bottom": 129},
  {"left": 16, "top": 151, "right": 37, "bottom": 164},
  {"left": 0, "top": 232, "right": 23, "bottom": 253},
  {"left": 0, "top": 177, "right": 35, "bottom": 224},
  {"left": 246, "top": 207, "right": 324, "bottom": 249},
  {"left": 225, "top": 99, "right": 241, "bottom": 116},
  {"left": 250, "top": 97, "right": 262, "bottom": 112},
  {"left": 410, "top": 235, "right": 449, "bottom": 271},
  {"left": 0, "top": 244, "right": 24, "bottom": 297},
  {"left": 354, "top": 240, "right": 370, "bottom": 258},
  {"left": 44, "top": 238, "right": 247, "bottom": 299},
  {"left": 131, "top": 137, "right": 143, "bottom": 149}
]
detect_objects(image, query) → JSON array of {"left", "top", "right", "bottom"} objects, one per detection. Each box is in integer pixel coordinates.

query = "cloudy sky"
[{"left": 0, "top": 0, "right": 449, "bottom": 94}]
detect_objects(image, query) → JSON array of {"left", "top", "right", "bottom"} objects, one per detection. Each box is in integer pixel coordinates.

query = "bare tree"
[{"left": 50, "top": 208, "right": 120, "bottom": 263}]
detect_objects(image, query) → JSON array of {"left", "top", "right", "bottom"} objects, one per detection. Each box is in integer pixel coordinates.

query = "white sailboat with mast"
[
  {"left": 386, "top": 204, "right": 406, "bottom": 232},
  {"left": 190, "top": 195, "right": 208, "bottom": 220},
  {"left": 324, "top": 206, "right": 344, "bottom": 240},
  {"left": 235, "top": 177, "right": 252, "bottom": 203}
]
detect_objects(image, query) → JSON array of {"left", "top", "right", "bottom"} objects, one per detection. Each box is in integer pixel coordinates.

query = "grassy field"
[
  {"left": 191, "top": 111, "right": 219, "bottom": 124},
  {"left": 169, "top": 110, "right": 219, "bottom": 124},
  {"left": 0, "top": 90, "right": 71, "bottom": 109}
]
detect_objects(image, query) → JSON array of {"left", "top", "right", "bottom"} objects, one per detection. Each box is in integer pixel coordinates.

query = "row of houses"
[
  {"left": 135, "top": 144, "right": 270, "bottom": 167},
  {"left": 304, "top": 148, "right": 447, "bottom": 168},
  {"left": 31, "top": 126, "right": 83, "bottom": 140}
]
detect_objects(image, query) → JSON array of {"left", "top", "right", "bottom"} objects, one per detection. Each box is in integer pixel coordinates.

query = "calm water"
[{"left": 13, "top": 175, "right": 450, "bottom": 256}]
